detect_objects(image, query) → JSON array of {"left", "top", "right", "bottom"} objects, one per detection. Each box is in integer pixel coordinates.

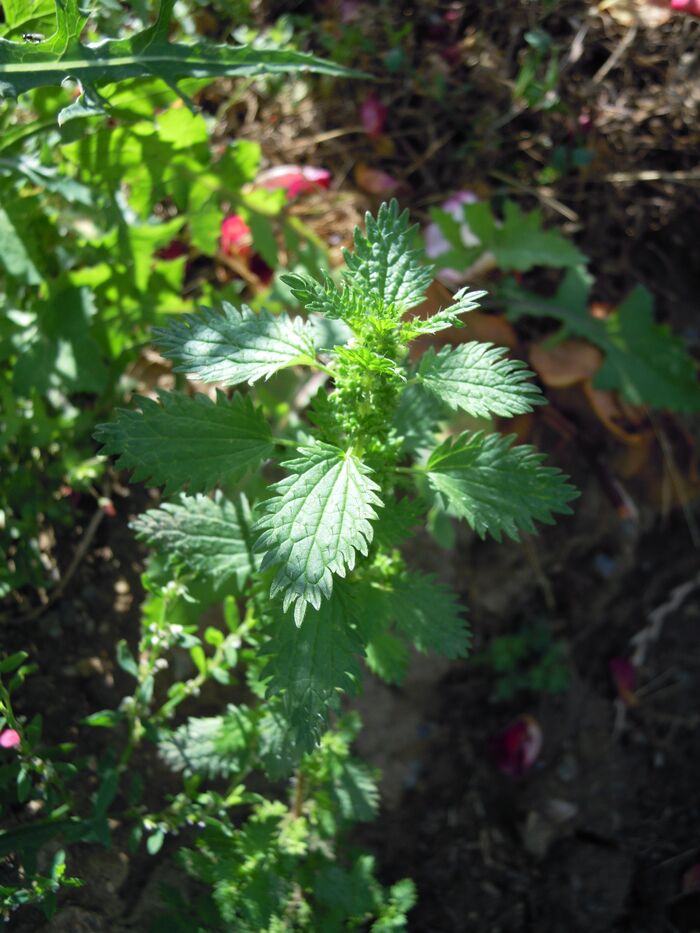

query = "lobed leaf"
[
  {"left": 154, "top": 304, "right": 318, "bottom": 387},
  {"left": 426, "top": 431, "right": 578, "bottom": 541},
  {"left": 131, "top": 491, "right": 255, "bottom": 590},
  {"left": 0, "top": 0, "right": 359, "bottom": 115},
  {"left": 254, "top": 442, "right": 382, "bottom": 624},
  {"left": 94, "top": 390, "right": 273, "bottom": 495},
  {"left": 343, "top": 199, "right": 433, "bottom": 316},
  {"left": 507, "top": 270, "right": 700, "bottom": 411},
  {"left": 418, "top": 342, "right": 544, "bottom": 418}
]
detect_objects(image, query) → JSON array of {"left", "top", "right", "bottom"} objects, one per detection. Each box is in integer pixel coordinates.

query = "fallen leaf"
[
  {"left": 530, "top": 339, "right": 603, "bottom": 388},
  {"left": 584, "top": 382, "right": 649, "bottom": 445},
  {"left": 354, "top": 162, "right": 401, "bottom": 196}
]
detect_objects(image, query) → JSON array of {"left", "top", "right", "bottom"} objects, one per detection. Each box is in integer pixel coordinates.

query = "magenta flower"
[{"left": 0, "top": 729, "right": 21, "bottom": 749}]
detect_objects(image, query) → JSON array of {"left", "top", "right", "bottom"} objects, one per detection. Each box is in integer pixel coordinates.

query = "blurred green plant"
[{"left": 475, "top": 621, "right": 570, "bottom": 701}]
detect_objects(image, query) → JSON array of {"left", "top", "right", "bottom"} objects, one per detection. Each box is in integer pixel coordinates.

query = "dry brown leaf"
[
  {"left": 530, "top": 339, "right": 603, "bottom": 388},
  {"left": 584, "top": 381, "right": 650, "bottom": 444}
]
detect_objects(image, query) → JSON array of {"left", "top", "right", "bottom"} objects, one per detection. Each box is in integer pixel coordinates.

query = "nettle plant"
[{"left": 95, "top": 201, "right": 576, "bottom": 925}]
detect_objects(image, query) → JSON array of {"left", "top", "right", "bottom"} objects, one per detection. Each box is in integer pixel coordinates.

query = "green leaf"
[
  {"left": 94, "top": 390, "right": 273, "bottom": 495},
  {"left": 159, "top": 706, "right": 256, "bottom": 779},
  {"left": 254, "top": 442, "right": 382, "bottom": 625},
  {"left": 431, "top": 198, "right": 584, "bottom": 274},
  {"left": 0, "top": 0, "right": 360, "bottom": 111},
  {"left": 0, "top": 651, "right": 28, "bottom": 674},
  {"left": 507, "top": 270, "right": 700, "bottom": 411},
  {"left": 0, "top": 200, "right": 42, "bottom": 283},
  {"left": 330, "top": 758, "right": 379, "bottom": 822},
  {"left": 390, "top": 573, "right": 470, "bottom": 659},
  {"left": 595, "top": 287, "right": 700, "bottom": 411},
  {"left": 282, "top": 270, "right": 365, "bottom": 325},
  {"left": 0, "top": 0, "right": 56, "bottom": 40},
  {"left": 154, "top": 304, "right": 317, "bottom": 387},
  {"left": 418, "top": 343, "right": 544, "bottom": 418},
  {"left": 132, "top": 492, "right": 255, "bottom": 591},
  {"left": 491, "top": 200, "right": 585, "bottom": 271},
  {"left": 116, "top": 640, "right": 139, "bottom": 679},
  {"left": 343, "top": 199, "right": 433, "bottom": 315},
  {"left": 262, "top": 592, "right": 362, "bottom": 749},
  {"left": 426, "top": 431, "right": 577, "bottom": 541},
  {"left": 392, "top": 382, "right": 444, "bottom": 455},
  {"left": 365, "top": 630, "right": 409, "bottom": 685},
  {"left": 402, "top": 286, "right": 487, "bottom": 340}
]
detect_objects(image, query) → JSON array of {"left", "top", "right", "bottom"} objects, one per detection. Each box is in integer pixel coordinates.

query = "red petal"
[
  {"left": 492, "top": 715, "right": 542, "bottom": 779},
  {"left": 220, "top": 214, "right": 253, "bottom": 257}
]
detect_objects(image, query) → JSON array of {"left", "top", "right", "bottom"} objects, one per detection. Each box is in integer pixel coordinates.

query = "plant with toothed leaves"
[{"left": 93, "top": 200, "right": 577, "bottom": 928}]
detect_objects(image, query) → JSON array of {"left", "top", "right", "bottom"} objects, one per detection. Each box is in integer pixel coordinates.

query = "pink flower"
[
  {"left": 671, "top": 0, "right": 700, "bottom": 16},
  {"left": 360, "top": 93, "right": 387, "bottom": 138},
  {"left": 255, "top": 165, "right": 331, "bottom": 198},
  {"left": 0, "top": 729, "right": 21, "bottom": 749},
  {"left": 609, "top": 657, "right": 638, "bottom": 707},
  {"left": 491, "top": 715, "right": 542, "bottom": 779}
]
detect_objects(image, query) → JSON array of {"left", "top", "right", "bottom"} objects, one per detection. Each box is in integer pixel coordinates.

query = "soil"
[{"left": 3, "top": 2, "right": 700, "bottom": 931}]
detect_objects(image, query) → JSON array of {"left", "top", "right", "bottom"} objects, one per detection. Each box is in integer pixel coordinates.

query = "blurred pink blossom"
[
  {"left": 424, "top": 190, "right": 480, "bottom": 286},
  {"left": 670, "top": 0, "right": 700, "bottom": 16},
  {"left": 360, "top": 93, "right": 387, "bottom": 138},
  {"left": 255, "top": 165, "right": 331, "bottom": 198},
  {"left": 0, "top": 729, "right": 21, "bottom": 749}
]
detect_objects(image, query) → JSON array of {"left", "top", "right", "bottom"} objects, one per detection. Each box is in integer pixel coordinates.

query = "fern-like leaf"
[
  {"left": 426, "top": 431, "right": 577, "bottom": 541},
  {"left": 131, "top": 491, "right": 255, "bottom": 590},
  {"left": 254, "top": 442, "right": 382, "bottom": 624},
  {"left": 418, "top": 343, "right": 544, "bottom": 418},
  {"left": 343, "top": 200, "right": 433, "bottom": 315},
  {"left": 402, "top": 286, "right": 487, "bottom": 339},
  {"left": 154, "top": 304, "right": 318, "bottom": 386},
  {"left": 282, "top": 271, "right": 364, "bottom": 325},
  {"left": 94, "top": 390, "right": 273, "bottom": 494}
]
